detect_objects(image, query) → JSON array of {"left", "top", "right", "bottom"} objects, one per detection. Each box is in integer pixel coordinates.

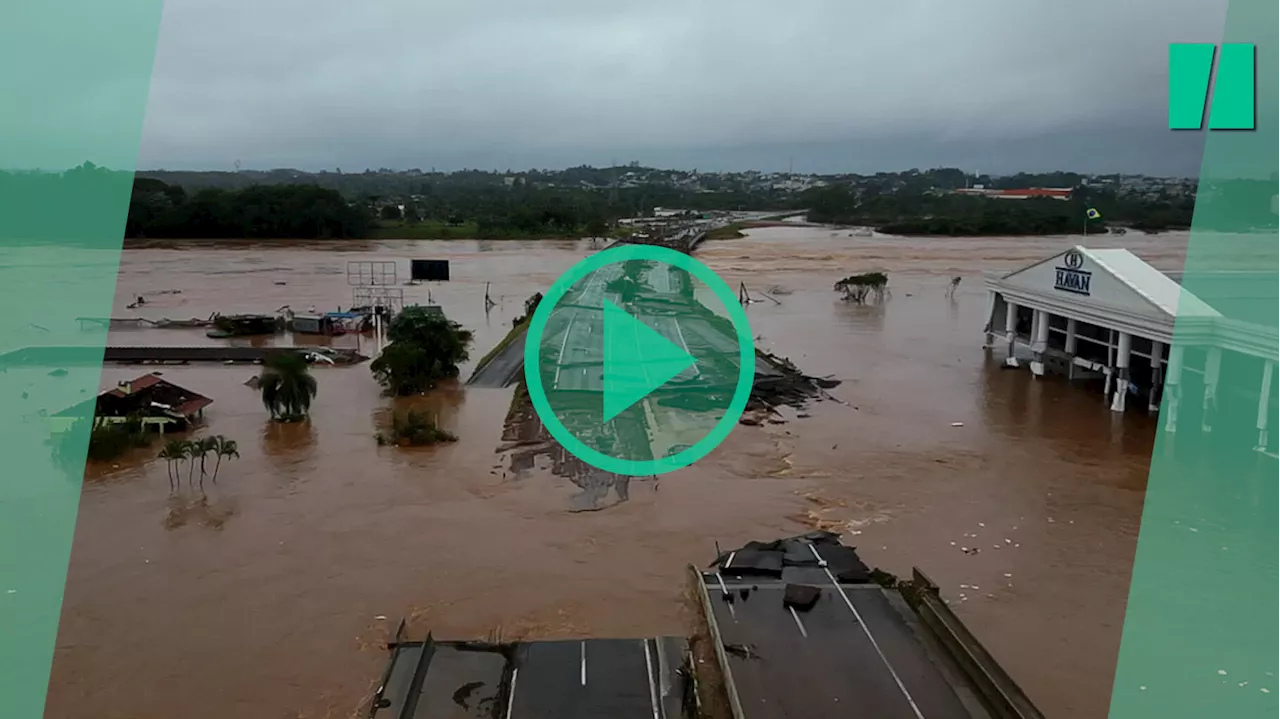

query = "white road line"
[
  {"left": 504, "top": 666, "right": 519, "bottom": 719},
  {"left": 807, "top": 543, "right": 926, "bottom": 719},
  {"left": 788, "top": 606, "right": 808, "bottom": 637},
  {"left": 552, "top": 311, "right": 576, "bottom": 387},
  {"left": 714, "top": 572, "right": 736, "bottom": 620},
  {"left": 643, "top": 639, "right": 662, "bottom": 719},
  {"left": 580, "top": 641, "right": 587, "bottom": 686},
  {"left": 671, "top": 318, "right": 700, "bottom": 379}
]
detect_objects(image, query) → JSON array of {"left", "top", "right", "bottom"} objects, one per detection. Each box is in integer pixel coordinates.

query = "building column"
[
  {"left": 1030, "top": 309, "right": 1051, "bottom": 377},
  {"left": 1148, "top": 341, "right": 1165, "bottom": 413},
  {"left": 982, "top": 291, "right": 997, "bottom": 347},
  {"left": 1202, "top": 346, "right": 1222, "bottom": 433},
  {"left": 1103, "top": 331, "right": 1115, "bottom": 397},
  {"left": 1256, "top": 360, "right": 1274, "bottom": 452},
  {"left": 1110, "top": 331, "right": 1132, "bottom": 412},
  {"left": 1063, "top": 318, "right": 1078, "bottom": 381},
  {"left": 1164, "top": 344, "right": 1184, "bottom": 434},
  {"left": 1004, "top": 300, "right": 1019, "bottom": 368}
]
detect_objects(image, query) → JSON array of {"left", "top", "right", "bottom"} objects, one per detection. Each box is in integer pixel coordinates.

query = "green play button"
[
  {"left": 523, "top": 244, "right": 755, "bottom": 476},
  {"left": 602, "top": 299, "right": 697, "bottom": 422}
]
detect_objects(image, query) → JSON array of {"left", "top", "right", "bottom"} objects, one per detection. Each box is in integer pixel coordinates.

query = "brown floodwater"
[{"left": 47, "top": 229, "right": 1187, "bottom": 719}]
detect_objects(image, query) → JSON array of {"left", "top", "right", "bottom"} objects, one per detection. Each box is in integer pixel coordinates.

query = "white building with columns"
[{"left": 983, "top": 246, "right": 1277, "bottom": 456}]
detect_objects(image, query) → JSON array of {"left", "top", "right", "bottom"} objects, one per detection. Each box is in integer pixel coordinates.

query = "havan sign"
[{"left": 1054, "top": 251, "right": 1091, "bottom": 296}]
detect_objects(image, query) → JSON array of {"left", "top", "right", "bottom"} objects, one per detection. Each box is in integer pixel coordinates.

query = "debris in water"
[
  {"left": 1218, "top": 670, "right": 1227, "bottom": 676},
  {"left": 950, "top": 422, "right": 964, "bottom": 427},
  {"left": 978, "top": 522, "right": 985, "bottom": 527},
  {"left": 375, "top": 615, "right": 387, "bottom": 621}
]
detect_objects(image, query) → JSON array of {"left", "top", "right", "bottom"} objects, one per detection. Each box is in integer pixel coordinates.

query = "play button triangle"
[{"left": 602, "top": 299, "right": 697, "bottom": 422}]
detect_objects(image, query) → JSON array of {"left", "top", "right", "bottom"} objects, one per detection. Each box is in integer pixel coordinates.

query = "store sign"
[{"left": 1055, "top": 251, "right": 1091, "bottom": 295}]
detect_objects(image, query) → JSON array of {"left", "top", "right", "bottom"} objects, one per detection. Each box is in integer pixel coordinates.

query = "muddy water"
[{"left": 47, "top": 230, "right": 1187, "bottom": 719}]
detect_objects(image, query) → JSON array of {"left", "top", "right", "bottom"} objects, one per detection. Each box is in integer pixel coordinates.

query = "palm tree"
[
  {"left": 260, "top": 352, "right": 318, "bottom": 421},
  {"left": 196, "top": 436, "right": 220, "bottom": 490},
  {"left": 182, "top": 439, "right": 201, "bottom": 490},
  {"left": 157, "top": 440, "right": 186, "bottom": 492},
  {"left": 210, "top": 437, "right": 239, "bottom": 483}
]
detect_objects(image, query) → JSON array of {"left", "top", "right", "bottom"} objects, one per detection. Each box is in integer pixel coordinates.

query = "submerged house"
[
  {"left": 53, "top": 374, "right": 213, "bottom": 434},
  {"left": 289, "top": 313, "right": 347, "bottom": 336}
]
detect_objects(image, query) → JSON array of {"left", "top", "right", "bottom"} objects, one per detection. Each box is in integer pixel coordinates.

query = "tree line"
[
  {"left": 799, "top": 184, "right": 1199, "bottom": 235},
  {"left": 126, "top": 179, "right": 371, "bottom": 239}
]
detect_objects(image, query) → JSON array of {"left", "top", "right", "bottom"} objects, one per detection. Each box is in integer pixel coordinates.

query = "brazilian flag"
[{"left": 1086, "top": 207, "right": 1102, "bottom": 220}]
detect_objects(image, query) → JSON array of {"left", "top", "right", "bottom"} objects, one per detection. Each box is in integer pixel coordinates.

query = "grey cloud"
[{"left": 137, "top": 0, "right": 1228, "bottom": 174}]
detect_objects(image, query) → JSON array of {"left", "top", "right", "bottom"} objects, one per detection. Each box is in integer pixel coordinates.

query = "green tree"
[
  {"left": 370, "top": 307, "right": 474, "bottom": 395},
  {"left": 158, "top": 439, "right": 187, "bottom": 492},
  {"left": 182, "top": 439, "right": 201, "bottom": 489},
  {"left": 196, "top": 436, "right": 219, "bottom": 487},
  {"left": 259, "top": 352, "right": 318, "bottom": 421},
  {"left": 380, "top": 204, "right": 403, "bottom": 221},
  {"left": 210, "top": 436, "right": 239, "bottom": 483}
]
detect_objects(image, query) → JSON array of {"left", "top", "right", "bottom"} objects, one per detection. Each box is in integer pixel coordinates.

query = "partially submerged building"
[
  {"left": 983, "top": 246, "right": 1277, "bottom": 455},
  {"left": 53, "top": 373, "right": 212, "bottom": 434}
]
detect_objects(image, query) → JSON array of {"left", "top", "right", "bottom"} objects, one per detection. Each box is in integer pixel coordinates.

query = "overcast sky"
[{"left": 136, "top": 0, "right": 1227, "bottom": 176}]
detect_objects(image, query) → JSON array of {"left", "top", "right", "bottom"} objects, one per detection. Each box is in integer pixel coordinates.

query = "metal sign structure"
[
  {"left": 347, "top": 260, "right": 404, "bottom": 312},
  {"left": 352, "top": 286, "right": 405, "bottom": 312},
  {"left": 347, "top": 260, "right": 398, "bottom": 287}
]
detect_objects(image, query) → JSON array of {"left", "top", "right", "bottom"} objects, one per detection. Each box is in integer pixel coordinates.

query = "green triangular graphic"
[{"left": 602, "top": 299, "right": 696, "bottom": 422}]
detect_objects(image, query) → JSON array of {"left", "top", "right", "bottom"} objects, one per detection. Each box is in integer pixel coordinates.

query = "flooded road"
[{"left": 47, "top": 229, "right": 1187, "bottom": 719}]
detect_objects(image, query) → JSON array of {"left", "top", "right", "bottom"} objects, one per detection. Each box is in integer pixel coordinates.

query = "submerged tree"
[
  {"left": 260, "top": 352, "right": 318, "bottom": 421},
  {"left": 210, "top": 437, "right": 240, "bottom": 483},
  {"left": 157, "top": 435, "right": 239, "bottom": 493},
  {"left": 375, "top": 409, "right": 458, "bottom": 447},
  {"left": 834, "top": 272, "right": 889, "bottom": 304},
  {"left": 158, "top": 439, "right": 187, "bottom": 492},
  {"left": 371, "top": 307, "right": 474, "bottom": 396}
]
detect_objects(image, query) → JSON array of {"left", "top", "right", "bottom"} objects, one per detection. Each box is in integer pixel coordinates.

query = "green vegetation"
[
  {"left": 259, "top": 353, "right": 318, "bottom": 421},
  {"left": 23, "top": 162, "right": 1265, "bottom": 243},
  {"left": 834, "top": 272, "right": 889, "bottom": 304},
  {"left": 801, "top": 178, "right": 1197, "bottom": 235},
  {"left": 371, "top": 307, "right": 475, "bottom": 395},
  {"left": 704, "top": 223, "right": 747, "bottom": 240},
  {"left": 375, "top": 409, "right": 458, "bottom": 447},
  {"left": 158, "top": 436, "right": 239, "bottom": 492},
  {"left": 126, "top": 179, "right": 369, "bottom": 239},
  {"left": 63, "top": 414, "right": 153, "bottom": 463}
]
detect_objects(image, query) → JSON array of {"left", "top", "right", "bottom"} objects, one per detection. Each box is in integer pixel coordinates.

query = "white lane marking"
[
  {"left": 504, "top": 666, "right": 519, "bottom": 719},
  {"left": 643, "top": 639, "right": 662, "bottom": 719},
  {"left": 788, "top": 606, "right": 808, "bottom": 637},
  {"left": 580, "top": 641, "right": 587, "bottom": 686},
  {"left": 714, "top": 572, "right": 736, "bottom": 620},
  {"left": 807, "top": 543, "right": 926, "bottom": 719}
]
